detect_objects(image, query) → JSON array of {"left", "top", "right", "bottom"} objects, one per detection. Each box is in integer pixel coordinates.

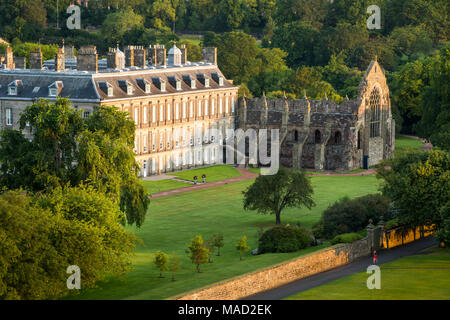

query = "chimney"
[
  {"left": 147, "top": 45, "right": 157, "bottom": 65},
  {"left": 107, "top": 47, "right": 125, "bottom": 70},
  {"left": 65, "top": 45, "right": 75, "bottom": 59},
  {"left": 156, "top": 44, "right": 166, "bottom": 66},
  {"left": 180, "top": 44, "right": 187, "bottom": 64},
  {"left": 77, "top": 46, "right": 98, "bottom": 72},
  {"left": 125, "top": 46, "right": 134, "bottom": 67},
  {"left": 134, "top": 46, "right": 146, "bottom": 68},
  {"left": 29, "top": 48, "right": 43, "bottom": 70},
  {"left": 14, "top": 57, "right": 26, "bottom": 69},
  {"left": 5, "top": 47, "right": 15, "bottom": 69},
  {"left": 202, "top": 47, "right": 217, "bottom": 65},
  {"left": 55, "top": 47, "right": 65, "bottom": 72}
]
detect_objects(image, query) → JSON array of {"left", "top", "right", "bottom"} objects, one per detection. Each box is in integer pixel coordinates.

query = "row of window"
[
  {"left": 134, "top": 126, "right": 233, "bottom": 154},
  {"left": 129, "top": 96, "right": 236, "bottom": 125}
]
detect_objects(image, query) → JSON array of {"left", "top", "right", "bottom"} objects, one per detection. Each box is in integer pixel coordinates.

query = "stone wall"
[
  {"left": 382, "top": 226, "right": 435, "bottom": 249},
  {"left": 173, "top": 237, "right": 371, "bottom": 300}
]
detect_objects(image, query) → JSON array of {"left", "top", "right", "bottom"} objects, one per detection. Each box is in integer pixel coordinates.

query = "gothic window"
[
  {"left": 333, "top": 131, "right": 342, "bottom": 144},
  {"left": 369, "top": 88, "right": 381, "bottom": 138},
  {"left": 314, "top": 130, "right": 321, "bottom": 144},
  {"left": 357, "top": 130, "right": 361, "bottom": 149},
  {"left": 294, "top": 130, "right": 299, "bottom": 142}
]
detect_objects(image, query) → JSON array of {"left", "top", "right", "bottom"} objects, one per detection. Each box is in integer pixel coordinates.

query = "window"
[
  {"left": 83, "top": 111, "right": 90, "bottom": 119},
  {"left": 211, "top": 99, "right": 215, "bottom": 115},
  {"left": 219, "top": 98, "right": 223, "bottom": 114},
  {"left": 159, "top": 105, "right": 164, "bottom": 122},
  {"left": 231, "top": 97, "right": 235, "bottom": 113},
  {"left": 294, "top": 130, "right": 298, "bottom": 142},
  {"left": 333, "top": 131, "right": 342, "bottom": 144},
  {"left": 369, "top": 88, "right": 381, "bottom": 138},
  {"left": 152, "top": 105, "right": 156, "bottom": 123},
  {"left": 189, "top": 101, "right": 193, "bottom": 118},
  {"left": 6, "top": 108, "right": 12, "bottom": 125},
  {"left": 357, "top": 131, "right": 361, "bottom": 150},
  {"left": 134, "top": 108, "right": 139, "bottom": 125},
  {"left": 167, "top": 132, "right": 171, "bottom": 149},
  {"left": 225, "top": 97, "right": 229, "bottom": 113},
  {"left": 143, "top": 106, "right": 147, "bottom": 124},
  {"left": 143, "top": 135, "right": 147, "bottom": 152},
  {"left": 134, "top": 136, "right": 139, "bottom": 154},
  {"left": 159, "top": 134, "right": 164, "bottom": 150},
  {"left": 175, "top": 103, "right": 179, "bottom": 120},
  {"left": 143, "top": 160, "right": 147, "bottom": 176},
  {"left": 49, "top": 88, "right": 57, "bottom": 97},
  {"left": 314, "top": 130, "right": 321, "bottom": 144},
  {"left": 167, "top": 104, "right": 171, "bottom": 121},
  {"left": 152, "top": 133, "right": 156, "bottom": 151},
  {"left": 8, "top": 87, "right": 17, "bottom": 96},
  {"left": 183, "top": 101, "right": 187, "bottom": 119},
  {"left": 198, "top": 101, "right": 202, "bottom": 117},
  {"left": 152, "top": 158, "right": 156, "bottom": 172},
  {"left": 205, "top": 100, "right": 209, "bottom": 116}
]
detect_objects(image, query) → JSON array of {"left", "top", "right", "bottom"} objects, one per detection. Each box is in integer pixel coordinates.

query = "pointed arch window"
[{"left": 369, "top": 88, "right": 381, "bottom": 138}]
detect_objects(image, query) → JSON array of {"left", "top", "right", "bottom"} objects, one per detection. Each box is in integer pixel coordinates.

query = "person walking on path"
[{"left": 372, "top": 250, "right": 378, "bottom": 264}]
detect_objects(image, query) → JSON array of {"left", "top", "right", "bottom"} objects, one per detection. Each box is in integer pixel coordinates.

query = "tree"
[
  {"left": 377, "top": 150, "right": 450, "bottom": 234},
  {"left": 243, "top": 167, "right": 315, "bottom": 225},
  {"left": 153, "top": 251, "right": 169, "bottom": 278},
  {"left": 101, "top": 9, "right": 144, "bottom": 45},
  {"left": 0, "top": 98, "right": 150, "bottom": 227},
  {"left": 187, "top": 235, "right": 209, "bottom": 273},
  {"left": 236, "top": 236, "right": 250, "bottom": 260},
  {"left": 212, "top": 233, "right": 224, "bottom": 256},
  {"left": 0, "top": 186, "right": 136, "bottom": 300},
  {"left": 169, "top": 254, "right": 180, "bottom": 281}
]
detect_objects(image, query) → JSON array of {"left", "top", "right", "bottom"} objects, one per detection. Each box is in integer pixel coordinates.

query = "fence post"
[{"left": 378, "top": 217, "right": 385, "bottom": 249}]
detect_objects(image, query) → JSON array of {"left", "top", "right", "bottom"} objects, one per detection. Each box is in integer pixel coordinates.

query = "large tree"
[
  {"left": 243, "top": 166, "right": 315, "bottom": 225},
  {"left": 0, "top": 98, "right": 149, "bottom": 227}
]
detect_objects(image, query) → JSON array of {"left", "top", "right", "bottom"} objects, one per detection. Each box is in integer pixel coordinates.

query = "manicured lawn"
[
  {"left": 141, "top": 179, "right": 191, "bottom": 194},
  {"left": 69, "top": 174, "right": 380, "bottom": 300},
  {"left": 178, "top": 35, "right": 202, "bottom": 46},
  {"left": 286, "top": 247, "right": 450, "bottom": 300},
  {"left": 395, "top": 136, "right": 424, "bottom": 152},
  {"left": 168, "top": 165, "right": 242, "bottom": 182}
]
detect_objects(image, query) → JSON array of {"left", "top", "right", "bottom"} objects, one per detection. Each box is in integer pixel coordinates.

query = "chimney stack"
[
  {"left": 5, "top": 47, "right": 15, "bottom": 69},
  {"left": 14, "top": 57, "right": 26, "bottom": 69},
  {"left": 125, "top": 46, "right": 135, "bottom": 67},
  {"left": 134, "top": 46, "right": 146, "bottom": 68},
  {"left": 156, "top": 44, "right": 166, "bottom": 66},
  {"left": 147, "top": 45, "right": 157, "bottom": 65},
  {"left": 202, "top": 47, "right": 217, "bottom": 65},
  {"left": 107, "top": 47, "right": 125, "bottom": 70},
  {"left": 180, "top": 44, "right": 187, "bottom": 64},
  {"left": 29, "top": 48, "right": 43, "bottom": 70},
  {"left": 55, "top": 47, "right": 65, "bottom": 72},
  {"left": 77, "top": 46, "right": 98, "bottom": 72}
]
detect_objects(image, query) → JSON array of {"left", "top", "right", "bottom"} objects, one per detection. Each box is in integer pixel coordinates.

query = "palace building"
[{"left": 0, "top": 44, "right": 239, "bottom": 176}]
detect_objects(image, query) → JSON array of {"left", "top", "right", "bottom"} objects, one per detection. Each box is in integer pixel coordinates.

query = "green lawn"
[
  {"left": 286, "top": 247, "right": 450, "bottom": 300},
  {"left": 168, "top": 165, "right": 242, "bottom": 183},
  {"left": 178, "top": 35, "right": 202, "bottom": 46},
  {"left": 395, "top": 136, "right": 425, "bottom": 153},
  {"left": 141, "top": 179, "right": 191, "bottom": 194},
  {"left": 69, "top": 174, "right": 380, "bottom": 300}
]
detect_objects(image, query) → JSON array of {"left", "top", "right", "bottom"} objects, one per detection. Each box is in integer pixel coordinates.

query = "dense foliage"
[
  {"left": 0, "top": 98, "right": 150, "bottom": 227},
  {"left": 314, "top": 194, "right": 391, "bottom": 239},
  {"left": 258, "top": 225, "right": 310, "bottom": 253},
  {"left": 0, "top": 186, "right": 136, "bottom": 300},
  {"left": 330, "top": 233, "right": 363, "bottom": 245}
]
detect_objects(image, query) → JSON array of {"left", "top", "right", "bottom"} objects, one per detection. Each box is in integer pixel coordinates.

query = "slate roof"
[{"left": 0, "top": 64, "right": 236, "bottom": 103}]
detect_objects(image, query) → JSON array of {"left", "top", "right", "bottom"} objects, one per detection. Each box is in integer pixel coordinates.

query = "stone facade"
[
  {"left": 237, "top": 60, "right": 395, "bottom": 171},
  {"left": 77, "top": 46, "right": 98, "bottom": 72}
]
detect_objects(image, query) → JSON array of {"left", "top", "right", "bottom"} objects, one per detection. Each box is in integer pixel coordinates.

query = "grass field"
[
  {"left": 168, "top": 165, "right": 242, "bottom": 182},
  {"left": 286, "top": 247, "right": 450, "bottom": 300},
  {"left": 141, "top": 179, "right": 191, "bottom": 194},
  {"left": 178, "top": 34, "right": 203, "bottom": 46},
  {"left": 395, "top": 136, "right": 425, "bottom": 152},
  {"left": 69, "top": 174, "right": 380, "bottom": 300}
]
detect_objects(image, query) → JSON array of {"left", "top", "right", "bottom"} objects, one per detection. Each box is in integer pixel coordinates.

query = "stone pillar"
[
  {"left": 377, "top": 217, "right": 385, "bottom": 249},
  {"left": 5, "top": 47, "right": 15, "bottom": 69},
  {"left": 180, "top": 44, "right": 187, "bottom": 64},
  {"left": 55, "top": 47, "right": 65, "bottom": 72},
  {"left": 125, "top": 46, "right": 134, "bottom": 67},
  {"left": 366, "top": 219, "right": 375, "bottom": 252},
  {"left": 29, "top": 48, "right": 43, "bottom": 70},
  {"left": 202, "top": 47, "right": 217, "bottom": 64},
  {"left": 77, "top": 46, "right": 98, "bottom": 72},
  {"left": 134, "top": 46, "right": 146, "bottom": 68}
]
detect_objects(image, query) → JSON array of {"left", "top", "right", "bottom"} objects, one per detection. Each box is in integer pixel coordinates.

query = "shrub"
[
  {"left": 317, "top": 194, "right": 391, "bottom": 239},
  {"left": 330, "top": 233, "right": 363, "bottom": 245},
  {"left": 258, "top": 225, "right": 310, "bottom": 253}
]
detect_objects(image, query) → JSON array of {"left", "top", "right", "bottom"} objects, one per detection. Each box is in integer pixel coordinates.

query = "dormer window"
[
  {"left": 8, "top": 80, "right": 22, "bottom": 96},
  {"left": 196, "top": 74, "right": 209, "bottom": 88},
  {"left": 168, "top": 76, "right": 182, "bottom": 91},
  {"left": 48, "top": 81, "right": 63, "bottom": 97},
  {"left": 98, "top": 81, "right": 114, "bottom": 97},
  {"left": 211, "top": 72, "right": 224, "bottom": 86},
  {"left": 118, "top": 80, "right": 134, "bottom": 95},
  {"left": 182, "top": 75, "right": 196, "bottom": 89},
  {"left": 136, "top": 79, "right": 151, "bottom": 94},
  {"left": 152, "top": 77, "right": 166, "bottom": 92}
]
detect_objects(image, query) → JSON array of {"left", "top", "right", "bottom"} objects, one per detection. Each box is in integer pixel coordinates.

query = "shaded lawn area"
[
  {"left": 395, "top": 136, "right": 424, "bottom": 153},
  {"left": 140, "top": 179, "right": 191, "bottom": 194},
  {"left": 286, "top": 247, "right": 450, "bottom": 300},
  {"left": 69, "top": 174, "right": 380, "bottom": 300},
  {"left": 168, "top": 165, "right": 242, "bottom": 182}
]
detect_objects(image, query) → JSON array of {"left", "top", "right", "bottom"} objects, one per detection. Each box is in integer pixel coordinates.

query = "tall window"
[
  {"left": 152, "top": 105, "right": 156, "bottom": 123},
  {"left": 143, "top": 135, "right": 147, "bottom": 152},
  {"left": 175, "top": 103, "right": 179, "bottom": 120},
  {"left": 6, "top": 108, "right": 12, "bottom": 126},
  {"left": 198, "top": 100, "right": 202, "bottom": 117},
  {"left": 205, "top": 100, "right": 209, "bottom": 116},
  {"left": 189, "top": 101, "right": 193, "bottom": 118},
  {"left": 231, "top": 97, "right": 235, "bottom": 113},
  {"left": 314, "top": 130, "right": 321, "bottom": 144},
  {"left": 211, "top": 99, "right": 215, "bottom": 115},
  {"left": 159, "top": 105, "right": 164, "bottom": 122},
  {"left": 143, "top": 106, "right": 147, "bottom": 124},
  {"left": 182, "top": 101, "right": 187, "bottom": 119},
  {"left": 167, "top": 104, "right": 171, "bottom": 121},
  {"left": 134, "top": 108, "right": 139, "bottom": 125},
  {"left": 219, "top": 97, "right": 223, "bottom": 114},
  {"left": 369, "top": 88, "right": 381, "bottom": 138},
  {"left": 225, "top": 97, "right": 229, "bottom": 114}
]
